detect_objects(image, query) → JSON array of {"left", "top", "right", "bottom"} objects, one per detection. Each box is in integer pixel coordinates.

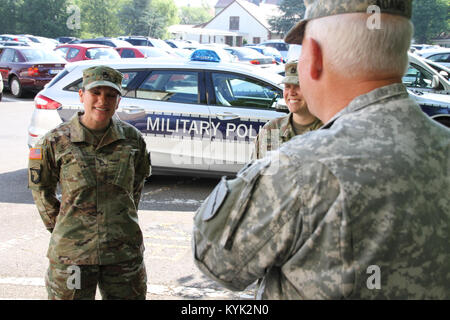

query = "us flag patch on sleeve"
[{"left": 29, "top": 147, "right": 42, "bottom": 160}]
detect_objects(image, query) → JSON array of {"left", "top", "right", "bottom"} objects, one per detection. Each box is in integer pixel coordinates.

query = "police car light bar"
[{"left": 190, "top": 49, "right": 221, "bottom": 63}]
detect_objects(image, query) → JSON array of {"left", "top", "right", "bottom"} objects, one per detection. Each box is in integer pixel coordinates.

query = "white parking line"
[
  {"left": 0, "top": 233, "right": 43, "bottom": 253},
  {"left": 0, "top": 277, "right": 255, "bottom": 299},
  {"left": 141, "top": 199, "right": 202, "bottom": 206},
  {"left": 1, "top": 97, "right": 32, "bottom": 103},
  {"left": 0, "top": 277, "right": 44, "bottom": 287}
]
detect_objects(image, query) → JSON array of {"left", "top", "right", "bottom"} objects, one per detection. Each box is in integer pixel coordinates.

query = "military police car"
[
  {"left": 27, "top": 50, "right": 450, "bottom": 176},
  {"left": 406, "top": 53, "right": 450, "bottom": 127},
  {"left": 28, "top": 51, "right": 287, "bottom": 176}
]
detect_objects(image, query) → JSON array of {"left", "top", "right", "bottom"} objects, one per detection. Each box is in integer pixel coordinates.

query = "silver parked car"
[
  {"left": 416, "top": 48, "right": 450, "bottom": 68},
  {"left": 404, "top": 53, "right": 450, "bottom": 126},
  {"left": 28, "top": 54, "right": 286, "bottom": 176}
]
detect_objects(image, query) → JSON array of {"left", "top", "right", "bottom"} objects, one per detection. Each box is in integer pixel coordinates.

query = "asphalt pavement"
[{"left": 0, "top": 94, "right": 255, "bottom": 300}]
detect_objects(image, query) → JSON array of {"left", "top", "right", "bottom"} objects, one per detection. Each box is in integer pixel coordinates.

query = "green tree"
[
  {"left": 145, "top": 0, "right": 179, "bottom": 39},
  {"left": 118, "top": 0, "right": 178, "bottom": 38},
  {"left": 268, "top": 0, "right": 305, "bottom": 37},
  {"left": 18, "top": 0, "right": 74, "bottom": 37},
  {"left": 119, "top": 0, "right": 152, "bottom": 36},
  {"left": 412, "top": 0, "right": 449, "bottom": 43},
  {"left": 78, "top": 0, "right": 125, "bottom": 37},
  {"left": 179, "top": 5, "right": 213, "bottom": 25},
  {"left": 0, "top": 0, "right": 24, "bottom": 34}
]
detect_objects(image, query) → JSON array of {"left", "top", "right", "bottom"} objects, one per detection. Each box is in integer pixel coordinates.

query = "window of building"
[{"left": 229, "top": 16, "right": 239, "bottom": 31}]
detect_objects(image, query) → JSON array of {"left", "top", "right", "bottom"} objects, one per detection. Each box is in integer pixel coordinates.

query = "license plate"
[{"left": 49, "top": 69, "right": 61, "bottom": 75}]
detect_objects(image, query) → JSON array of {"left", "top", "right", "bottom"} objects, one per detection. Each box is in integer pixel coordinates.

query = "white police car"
[
  {"left": 28, "top": 50, "right": 286, "bottom": 176},
  {"left": 405, "top": 53, "right": 450, "bottom": 127}
]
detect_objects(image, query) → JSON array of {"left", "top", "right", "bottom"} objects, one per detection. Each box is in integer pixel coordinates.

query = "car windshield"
[
  {"left": 270, "top": 42, "right": 289, "bottom": 51},
  {"left": 263, "top": 47, "right": 281, "bottom": 56},
  {"left": 24, "top": 36, "right": 40, "bottom": 43},
  {"left": 20, "top": 48, "right": 66, "bottom": 62},
  {"left": 140, "top": 47, "right": 170, "bottom": 58},
  {"left": 86, "top": 47, "right": 120, "bottom": 59},
  {"left": 248, "top": 47, "right": 263, "bottom": 54},
  {"left": 231, "top": 48, "right": 266, "bottom": 59},
  {"left": 151, "top": 39, "right": 172, "bottom": 51},
  {"left": 128, "top": 39, "right": 148, "bottom": 46}
]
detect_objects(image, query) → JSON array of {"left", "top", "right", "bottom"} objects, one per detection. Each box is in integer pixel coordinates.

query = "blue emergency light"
[{"left": 190, "top": 49, "right": 221, "bottom": 63}]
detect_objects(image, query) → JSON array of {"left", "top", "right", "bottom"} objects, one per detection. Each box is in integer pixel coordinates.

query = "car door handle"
[
  {"left": 123, "top": 106, "right": 145, "bottom": 114},
  {"left": 215, "top": 112, "right": 240, "bottom": 120}
]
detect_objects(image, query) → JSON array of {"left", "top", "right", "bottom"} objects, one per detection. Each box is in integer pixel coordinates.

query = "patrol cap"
[
  {"left": 285, "top": 0, "right": 413, "bottom": 44},
  {"left": 282, "top": 60, "right": 299, "bottom": 85},
  {"left": 82, "top": 65, "right": 123, "bottom": 95}
]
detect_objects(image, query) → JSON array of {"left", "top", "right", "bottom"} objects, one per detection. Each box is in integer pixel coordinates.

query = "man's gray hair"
[{"left": 305, "top": 13, "right": 413, "bottom": 78}]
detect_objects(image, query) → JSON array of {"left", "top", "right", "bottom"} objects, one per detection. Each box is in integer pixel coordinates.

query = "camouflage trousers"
[{"left": 45, "top": 257, "right": 147, "bottom": 300}]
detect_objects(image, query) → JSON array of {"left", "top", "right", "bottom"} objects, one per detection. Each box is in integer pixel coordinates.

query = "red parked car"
[
  {"left": 54, "top": 43, "right": 120, "bottom": 62},
  {"left": 115, "top": 46, "right": 172, "bottom": 59},
  {"left": 0, "top": 46, "right": 65, "bottom": 98}
]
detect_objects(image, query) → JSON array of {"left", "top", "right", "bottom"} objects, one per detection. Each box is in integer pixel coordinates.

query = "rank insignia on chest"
[{"left": 29, "top": 147, "right": 42, "bottom": 160}]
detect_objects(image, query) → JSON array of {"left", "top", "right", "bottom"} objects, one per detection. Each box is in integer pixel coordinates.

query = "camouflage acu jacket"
[
  {"left": 193, "top": 84, "right": 450, "bottom": 299},
  {"left": 252, "top": 113, "right": 322, "bottom": 159},
  {"left": 28, "top": 112, "right": 151, "bottom": 265}
]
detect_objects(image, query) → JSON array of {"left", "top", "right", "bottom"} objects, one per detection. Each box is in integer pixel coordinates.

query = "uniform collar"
[
  {"left": 280, "top": 113, "right": 295, "bottom": 140},
  {"left": 69, "top": 112, "right": 126, "bottom": 147},
  {"left": 322, "top": 83, "right": 409, "bottom": 129},
  {"left": 282, "top": 113, "right": 322, "bottom": 140}
]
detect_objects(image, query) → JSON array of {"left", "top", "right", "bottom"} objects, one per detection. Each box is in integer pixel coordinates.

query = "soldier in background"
[
  {"left": 28, "top": 66, "right": 150, "bottom": 299},
  {"left": 192, "top": 0, "right": 450, "bottom": 299},
  {"left": 253, "top": 60, "right": 322, "bottom": 159}
]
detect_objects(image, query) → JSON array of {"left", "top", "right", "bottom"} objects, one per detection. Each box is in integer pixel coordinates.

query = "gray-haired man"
[{"left": 192, "top": 0, "right": 450, "bottom": 299}]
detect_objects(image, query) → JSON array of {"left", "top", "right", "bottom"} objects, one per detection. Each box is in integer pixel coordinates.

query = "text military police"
[
  {"left": 28, "top": 66, "right": 151, "bottom": 300},
  {"left": 253, "top": 60, "right": 322, "bottom": 159},
  {"left": 192, "top": 0, "right": 450, "bottom": 299}
]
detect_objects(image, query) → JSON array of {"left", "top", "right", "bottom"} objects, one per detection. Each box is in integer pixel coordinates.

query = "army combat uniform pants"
[{"left": 45, "top": 257, "right": 147, "bottom": 300}]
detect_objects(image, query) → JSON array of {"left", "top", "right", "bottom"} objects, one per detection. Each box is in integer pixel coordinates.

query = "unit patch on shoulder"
[
  {"left": 29, "top": 166, "right": 42, "bottom": 184},
  {"left": 29, "top": 147, "right": 42, "bottom": 160}
]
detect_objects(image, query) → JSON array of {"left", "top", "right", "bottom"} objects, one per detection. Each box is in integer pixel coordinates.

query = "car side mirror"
[
  {"left": 272, "top": 98, "right": 288, "bottom": 111},
  {"left": 432, "top": 75, "right": 440, "bottom": 89}
]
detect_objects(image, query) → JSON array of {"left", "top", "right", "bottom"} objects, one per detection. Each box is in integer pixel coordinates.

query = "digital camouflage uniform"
[
  {"left": 28, "top": 66, "right": 151, "bottom": 299},
  {"left": 253, "top": 60, "right": 322, "bottom": 159},
  {"left": 193, "top": 83, "right": 450, "bottom": 299},
  {"left": 193, "top": 0, "right": 450, "bottom": 299}
]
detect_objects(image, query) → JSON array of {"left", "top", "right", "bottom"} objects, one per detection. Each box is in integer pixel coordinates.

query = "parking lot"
[
  {"left": 0, "top": 93, "right": 258, "bottom": 300},
  {"left": 0, "top": 30, "right": 449, "bottom": 301}
]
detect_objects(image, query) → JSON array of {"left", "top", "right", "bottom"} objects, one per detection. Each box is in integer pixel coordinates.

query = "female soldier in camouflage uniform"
[
  {"left": 253, "top": 60, "right": 322, "bottom": 159},
  {"left": 28, "top": 66, "right": 150, "bottom": 300}
]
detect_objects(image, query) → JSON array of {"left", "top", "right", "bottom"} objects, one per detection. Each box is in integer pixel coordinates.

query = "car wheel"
[{"left": 10, "top": 76, "right": 24, "bottom": 98}]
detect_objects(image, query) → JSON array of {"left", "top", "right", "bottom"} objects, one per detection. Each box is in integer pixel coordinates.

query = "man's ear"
[{"left": 308, "top": 38, "right": 323, "bottom": 80}]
